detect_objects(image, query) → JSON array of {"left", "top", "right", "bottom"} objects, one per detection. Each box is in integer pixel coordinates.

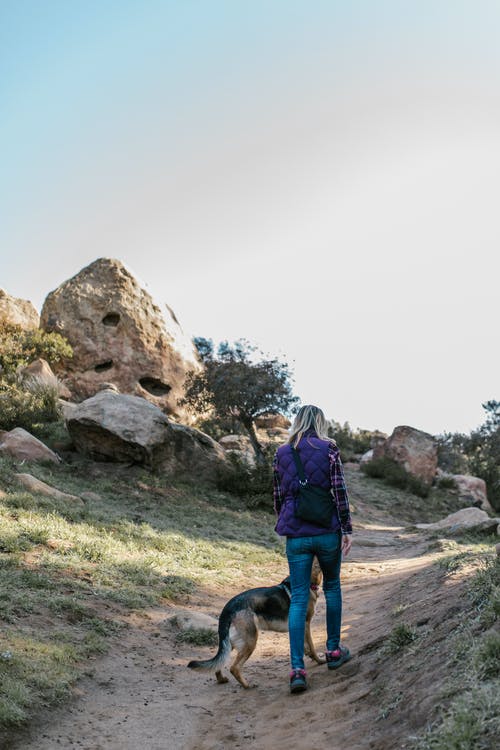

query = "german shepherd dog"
[{"left": 188, "top": 559, "right": 323, "bottom": 688}]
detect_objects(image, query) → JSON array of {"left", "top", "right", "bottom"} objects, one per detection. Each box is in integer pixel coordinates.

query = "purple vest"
[{"left": 274, "top": 431, "right": 341, "bottom": 537}]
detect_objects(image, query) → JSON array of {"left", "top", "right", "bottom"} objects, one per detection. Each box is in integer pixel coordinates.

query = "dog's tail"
[{"left": 187, "top": 608, "right": 232, "bottom": 672}]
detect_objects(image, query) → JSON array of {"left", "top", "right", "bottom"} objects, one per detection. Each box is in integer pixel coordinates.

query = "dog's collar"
[
  {"left": 281, "top": 580, "right": 292, "bottom": 600},
  {"left": 281, "top": 581, "right": 319, "bottom": 598}
]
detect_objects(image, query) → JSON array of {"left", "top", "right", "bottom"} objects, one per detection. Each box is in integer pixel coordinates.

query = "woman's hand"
[{"left": 341, "top": 534, "right": 352, "bottom": 556}]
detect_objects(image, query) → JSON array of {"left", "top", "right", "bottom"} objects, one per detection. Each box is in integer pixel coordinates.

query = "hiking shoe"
[
  {"left": 325, "top": 646, "right": 351, "bottom": 670},
  {"left": 289, "top": 668, "right": 307, "bottom": 693}
]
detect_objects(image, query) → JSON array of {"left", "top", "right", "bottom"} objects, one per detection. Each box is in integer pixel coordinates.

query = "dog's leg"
[
  {"left": 215, "top": 669, "right": 228, "bottom": 684},
  {"left": 304, "top": 617, "right": 324, "bottom": 664},
  {"left": 229, "top": 613, "right": 258, "bottom": 689}
]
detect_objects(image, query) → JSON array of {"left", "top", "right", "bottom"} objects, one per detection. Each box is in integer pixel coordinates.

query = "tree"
[
  {"left": 181, "top": 339, "right": 299, "bottom": 463},
  {"left": 436, "top": 400, "right": 500, "bottom": 511}
]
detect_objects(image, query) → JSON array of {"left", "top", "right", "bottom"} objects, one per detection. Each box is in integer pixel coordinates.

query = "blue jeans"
[{"left": 286, "top": 532, "right": 342, "bottom": 671}]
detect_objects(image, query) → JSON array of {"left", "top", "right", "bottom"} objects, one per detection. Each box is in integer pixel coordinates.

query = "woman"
[{"left": 273, "top": 404, "right": 352, "bottom": 694}]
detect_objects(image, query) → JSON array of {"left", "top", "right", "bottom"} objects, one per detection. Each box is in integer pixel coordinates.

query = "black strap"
[{"left": 290, "top": 446, "right": 308, "bottom": 486}]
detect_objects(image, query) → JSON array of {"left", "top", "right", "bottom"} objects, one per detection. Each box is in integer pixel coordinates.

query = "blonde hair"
[{"left": 288, "top": 404, "right": 334, "bottom": 448}]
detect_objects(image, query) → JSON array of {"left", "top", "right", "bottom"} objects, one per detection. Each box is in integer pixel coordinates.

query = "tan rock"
[
  {"left": 416, "top": 507, "right": 500, "bottom": 534},
  {"left": 255, "top": 413, "right": 291, "bottom": 430},
  {"left": 0, "top": 428, "right": 61, "bottom": 464},
  {"left": 40, "top": 258, "right": 200, "bottom": 420},
  {"left": 168, "top": 610, "right": 218, "bottom": 632},
  {"left": 360, "top": 449, "right": 374, "bottom": 465},
  {"left": 66, "top": 390, "right": 226, "bottom": 480},
  {"left": 375, "top": 425, "right": 437, "bottom": 485},
  {"left": 15, "top": 473, "right": 82, "bottom": 503},
  {"left": 21, "top": 358, "right": 72, "bottom": 399},
  {"left": 0, "top": 289, "right": 39, "bottom": 329},
  {"left": 219, "top": 435, "right": 252, "bottom": 451},
  {"left": 450, "top": 475, "right": 492, "bottom": 512}
]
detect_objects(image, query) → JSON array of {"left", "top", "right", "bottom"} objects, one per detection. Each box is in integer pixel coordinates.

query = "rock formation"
[
  {"left": 40, "top": 258, "right": 200, "bottom": 420},
  {"left": 0, "top": 428, "right": 61, "bottom": 464},
  {"left": 416, "top": 507, "right": 499, "bottom": 535},
  {"left": 447, "top": 474, "right": 492, "bottom": 512},
  {"left": 0, "top": 289, "right": 39, "bottom": 329},
  {"left": 65, "top": 390, "right": 225, "bottom": 480},
  {"left": 373, "top": 425, "right": 437, "bottom": 485}
]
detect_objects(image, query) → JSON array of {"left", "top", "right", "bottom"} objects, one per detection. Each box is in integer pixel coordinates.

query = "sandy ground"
[{"left": 13, "top": 525, "right": 433, "bottom": 750}]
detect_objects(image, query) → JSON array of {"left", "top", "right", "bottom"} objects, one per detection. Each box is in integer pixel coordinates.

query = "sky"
[{"left": 1, "top": 1, "right": 499, "bottom": 436}]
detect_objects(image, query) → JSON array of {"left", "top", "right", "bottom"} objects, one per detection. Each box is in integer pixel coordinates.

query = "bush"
[
  {"left": 0, "top": 322, "right": 72, "bottom": 379},
  {"left": 361, "top": 457, "right": 430, "bottom": 498},
  {"left": 328, "top": 420, "right": 374, "bottom": 461},
  {"left": 384, "top": 623, "right": 418, "bottom": 654},
  {"left": 0, "top": 380, "right": 62, "bottom": 432},
  {"left": 216, "top": 450, "right": 274, "bottom": 510}
]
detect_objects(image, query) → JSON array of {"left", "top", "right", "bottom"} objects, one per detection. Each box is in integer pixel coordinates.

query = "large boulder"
[
  {"left": 0, "top": 289, "right": 39, "bottom": 329},
  {"left": 40, "top": 258, "right": 200, "bottom": 420},
  {"left": 374, "top": 425, "right": 438, "bottom": 485},
  {"left": 0, "top": 428, "right": 61, "bottom": 464},
  {"left": 416, "top": 507, "right": 500, "bottom": 535},
  {"left": 65, "top": 391, "right": 225, "bottom": 480},
  {"left": 219, "top": 434, "right": 255, "bottom": 466},
  {"left": 450, "top": 474, "right": 492, "bottom": 513}
]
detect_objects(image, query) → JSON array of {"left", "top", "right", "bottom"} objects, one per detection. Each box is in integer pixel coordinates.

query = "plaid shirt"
[{"left": 273, "top": 443, "right": 352, "bottom": 535}]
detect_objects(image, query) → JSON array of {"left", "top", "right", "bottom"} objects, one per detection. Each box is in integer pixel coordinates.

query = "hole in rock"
[
  {"left": 139, "top": 377, "right": 171, "bottom": 396},
  {"left": 95, "top": 360, "right": 114, "bottom": 373},
  {"left": 102, "top": 312, "right": 120, "bottom": 327}
]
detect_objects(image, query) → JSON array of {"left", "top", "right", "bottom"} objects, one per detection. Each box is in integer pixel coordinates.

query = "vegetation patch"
[{"left": 0, "top": 452, "right": 283, "bottom": 736}]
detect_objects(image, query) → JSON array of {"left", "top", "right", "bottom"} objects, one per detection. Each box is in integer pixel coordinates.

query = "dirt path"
[{"left": 14, "top": 525, "right": 432, "bottom": 750}]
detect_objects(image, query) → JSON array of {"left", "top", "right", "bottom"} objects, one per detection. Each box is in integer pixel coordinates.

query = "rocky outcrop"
[
  {"left": 450, "top": 474, "right": 492, "bottom": 512},
  {"left": 219, "top": 434, "right": 255, "bottom": 466},
  {"left": 416, "top": 507, "right": 500, "bottom": 535},
  {"left": 21, "top": 358, "right": 72, "bottom": 399},
  {"left": 374, "top": 425, "right": 438, "bottom": 485},
  {"left": 0, "top": 289, "right": 39, "bottom": 329},
  {"left": 0, "top": 428, "right": 61, "bottom": 464},
  {"left": 65, "top": 391, "right": 225, "bottom": 480},
  {"left": 40, "top": 258, "right": 200, "bottom": 420},
  {"left": 255, "top": 413, "right": 291, "bottom": 430}
]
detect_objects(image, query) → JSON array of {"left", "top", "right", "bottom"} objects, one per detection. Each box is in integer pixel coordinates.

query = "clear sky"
[{"left": 1, "top": 1, "right": 499, "bottom": 436}]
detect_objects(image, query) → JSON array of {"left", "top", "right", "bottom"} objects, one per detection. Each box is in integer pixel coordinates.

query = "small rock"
[
  {"left": 15, "top": 473, "right": 83, "bottom": 504},
  {"left": 168, "top": 610, "right": 218, "bottom": 631}
]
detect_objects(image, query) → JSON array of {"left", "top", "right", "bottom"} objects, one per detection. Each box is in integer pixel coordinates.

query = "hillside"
[{"left": 0, "top": 449, "right": 498, "bottom": 750}]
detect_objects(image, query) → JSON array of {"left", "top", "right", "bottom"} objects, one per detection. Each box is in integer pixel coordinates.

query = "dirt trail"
[{"left": 14, "top": 525, "right": 433, "bottom": 750}]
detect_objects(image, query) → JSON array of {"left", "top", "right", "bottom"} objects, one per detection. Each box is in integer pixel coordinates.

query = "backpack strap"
[{"left": 290, "top": 446, "right": 308, "bottom": 487}]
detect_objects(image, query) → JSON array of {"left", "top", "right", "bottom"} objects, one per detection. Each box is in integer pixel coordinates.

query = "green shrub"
[
  {"left": 215, "top": 451, "right": 273, "bottom": 510},
  {"left": 436, "top": 475, "right": 458, "bottom": 491},
  {"left": 175, "top": 627, "right": 218, "bottom": 646},
  {"left": 384, "top": 623, "right": 418, "bottom": 654},
  {"left": 474, "top": 632, "right": 500, "bottom": 679},
  {"left": 361, "top": 457, "right": 430, "bottom": 498},
  {"left": 0, "top": 380, "right": 62, "bottom": 432},
  {"left": 0, "top": 322, "right": 72, "bottom": 378}
]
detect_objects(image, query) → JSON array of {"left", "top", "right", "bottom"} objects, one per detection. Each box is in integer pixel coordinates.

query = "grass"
[
  {"left": 410, "top": 555, "right": 500, "bottom": 750},
  {"left": 0, "top": 449, "right": 284, "bottom": 733},
  {"left": 383, "top": 623, "right": 418, "bottom": 654},
  {"left": 175, "top": 628, "right": 218, "bottom": 647},
  {"left": 346, "top": 466, "right": 466, "bottom": 525}
]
